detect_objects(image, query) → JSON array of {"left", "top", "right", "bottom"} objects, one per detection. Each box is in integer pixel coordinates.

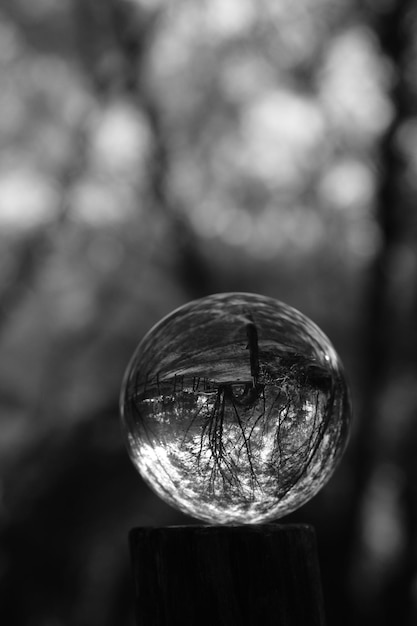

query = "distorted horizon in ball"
[{"left": 120, "top": 292, "right": 351, "bottom": 524}]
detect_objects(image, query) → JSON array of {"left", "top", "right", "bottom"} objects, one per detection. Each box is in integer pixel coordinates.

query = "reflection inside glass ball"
[{"left": 120, "top": 293, "right": 351, "bottom": 524}]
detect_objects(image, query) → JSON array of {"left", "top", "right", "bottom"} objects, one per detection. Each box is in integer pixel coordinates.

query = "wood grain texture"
[{"left": 129, "top": 524, "right": 326, "bottom": 626}]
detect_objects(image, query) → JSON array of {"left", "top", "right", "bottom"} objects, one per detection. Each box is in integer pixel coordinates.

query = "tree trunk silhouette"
[{"left": 343, "top": 1, "right": 417, "bottom": 624}]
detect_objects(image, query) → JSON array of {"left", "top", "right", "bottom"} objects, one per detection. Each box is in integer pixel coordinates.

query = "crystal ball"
[{"left": 120, "top": 293, "right": 351, "bottom": 524}]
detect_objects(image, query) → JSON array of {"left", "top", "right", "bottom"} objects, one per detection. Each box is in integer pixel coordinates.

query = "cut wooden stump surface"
[{"left": 129, "top": 524, "right": 326, "bottom": 626}]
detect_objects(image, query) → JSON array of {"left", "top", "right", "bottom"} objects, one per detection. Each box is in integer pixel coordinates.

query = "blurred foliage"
[{"left": 0, "top": 0, "right": 416, "bottom": 624}]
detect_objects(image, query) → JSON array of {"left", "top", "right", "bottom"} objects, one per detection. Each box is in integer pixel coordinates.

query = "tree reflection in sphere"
[{"left": 120, "top": 293, "right": 351, "bottom": 524}]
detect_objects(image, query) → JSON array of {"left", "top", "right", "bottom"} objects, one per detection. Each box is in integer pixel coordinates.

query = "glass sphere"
[{"left": 120, "top": 293, "right": 351, "bottom": 524}]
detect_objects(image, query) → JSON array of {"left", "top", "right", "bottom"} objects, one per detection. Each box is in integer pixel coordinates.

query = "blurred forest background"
[{"left": 0, "top": 0, "right": 416, "bottom": 624}]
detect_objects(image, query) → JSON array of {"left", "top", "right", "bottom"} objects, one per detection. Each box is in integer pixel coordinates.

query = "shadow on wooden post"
[{"left": 129, "top": 524, "right": 326, "bottom": 626}]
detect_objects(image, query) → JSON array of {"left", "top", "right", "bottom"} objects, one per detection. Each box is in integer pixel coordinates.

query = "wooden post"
[{"left": 129, "top": 524, "right": 326, "bottom": 626}]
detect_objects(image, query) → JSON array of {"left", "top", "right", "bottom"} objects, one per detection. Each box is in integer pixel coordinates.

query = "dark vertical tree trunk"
[{"left": 343, "top": 1, "right": 417, "bottom": 623}]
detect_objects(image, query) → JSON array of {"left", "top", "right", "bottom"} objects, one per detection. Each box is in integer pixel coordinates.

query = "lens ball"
[{"left": 120, "top": 293, "right": 351, "bottom": 524}]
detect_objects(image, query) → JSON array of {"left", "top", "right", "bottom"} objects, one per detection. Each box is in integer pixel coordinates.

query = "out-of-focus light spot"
[
  {"left": 205, "top": 0, "right": 255, "bottom": 37},
  {"left": 0, "top": 169, "right": 59, "bottom": 231},
  {"left": 320, "top": 26, "right": 394, "bottom": 140},
  {"left": 148, "top": 5, "right": 200, "bottom": 85},
  {"left": 360, "top": 463, "right": 405, "bottom": 569},
  {"left": 71, "top": 179, "right": 135, "bottom": 225},
  {"left": 89, "top": 101, "right": 151, "bottom": 180},
  {"left": 242, "top": 90, "right": 325, "bottom": 186},
  {"left": 319, "top": 159, "right": 376, "bottom": 211}
]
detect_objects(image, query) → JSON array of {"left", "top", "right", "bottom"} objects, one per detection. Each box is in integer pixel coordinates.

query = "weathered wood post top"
[{"left": 129, "top": 523, "right": 325, "bottom": 626}]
